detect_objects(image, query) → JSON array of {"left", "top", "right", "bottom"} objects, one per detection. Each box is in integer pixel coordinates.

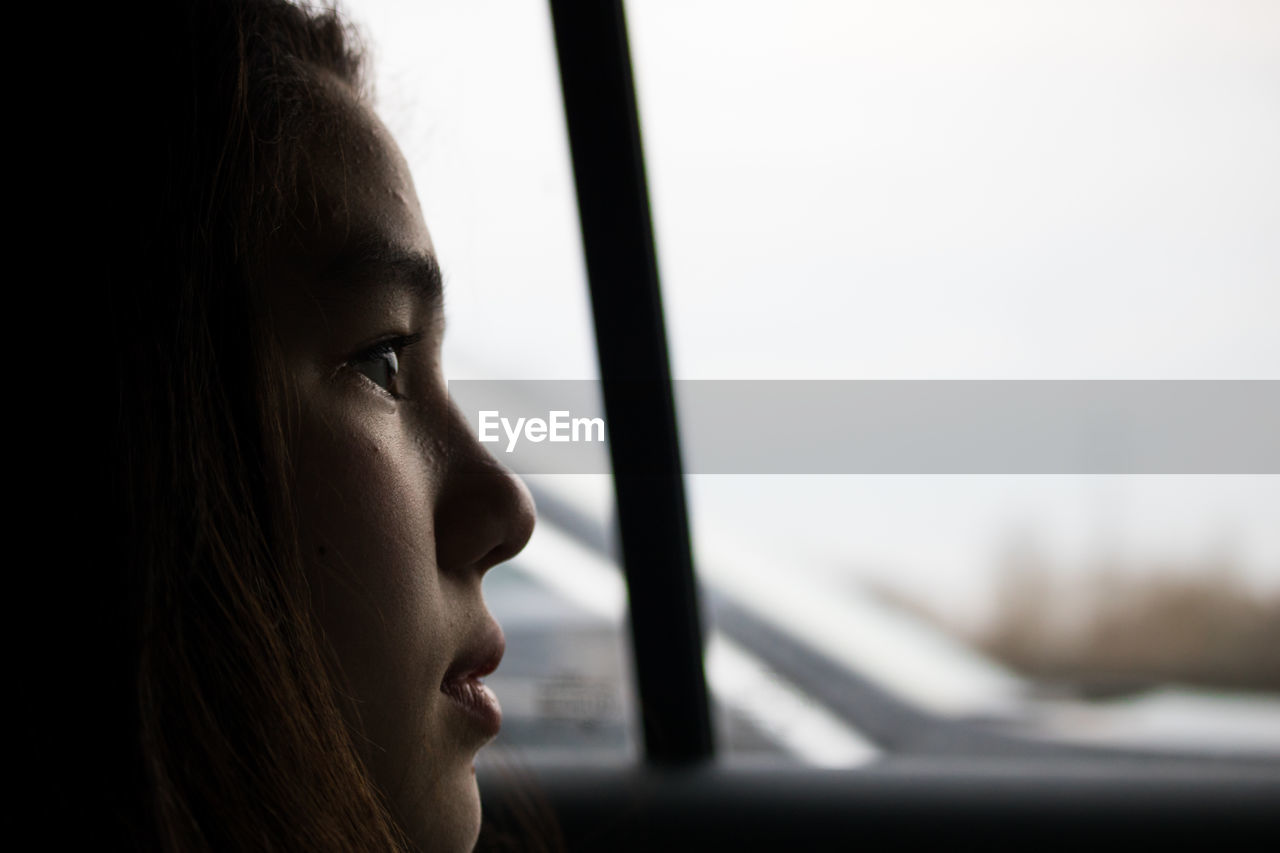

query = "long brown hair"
[{"left": 95, "top": 1, "right": 408, "bottom": 848}]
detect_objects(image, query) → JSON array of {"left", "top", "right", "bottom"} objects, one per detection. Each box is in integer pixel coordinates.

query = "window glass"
[
  {"left": 342, "top": 0, "right": 635, "bottom": 763},
  {"left": 627, "top": 0, "right": 1280, "bottom": 762}
]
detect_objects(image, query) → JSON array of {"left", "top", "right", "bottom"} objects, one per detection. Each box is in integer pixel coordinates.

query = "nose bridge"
[{"left": 433, "top": 398, "right": 536, "bottom": 578}]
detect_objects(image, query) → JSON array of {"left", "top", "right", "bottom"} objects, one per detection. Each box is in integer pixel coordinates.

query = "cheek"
[
  {"left": 303, "top": 425, "right": 435, "bottom": 606},
  {"left": 294, "top": 415, "right": 453, "bottom": 777}
]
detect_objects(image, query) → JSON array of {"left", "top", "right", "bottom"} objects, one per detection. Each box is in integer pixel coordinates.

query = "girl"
[{"left": 74, "top": 1, "right": 534, "bottom": 848}]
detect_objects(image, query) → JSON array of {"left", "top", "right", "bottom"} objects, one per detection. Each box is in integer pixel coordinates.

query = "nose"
[{"left": 433, "top": 401, "right": 536, "bottom": 578}]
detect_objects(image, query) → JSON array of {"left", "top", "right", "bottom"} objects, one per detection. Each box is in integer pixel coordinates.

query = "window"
[
  {"left": 336, "top": 1, "right": 1276, "bottom": 845},
  {"left": 625, "top": 0, "right": 1280, "bottom": 760},
  {"left": 347, "top": 0, "right": 1279, "bottom": 815}
]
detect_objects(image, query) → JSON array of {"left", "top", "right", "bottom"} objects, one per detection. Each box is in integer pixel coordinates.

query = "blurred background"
[{"left": 341, "top": 0, "right": 1280, "bottom": 764}]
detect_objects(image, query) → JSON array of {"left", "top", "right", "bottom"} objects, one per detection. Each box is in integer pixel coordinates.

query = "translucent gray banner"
[{"left": 447, "top": 380, "right": 1280, "bottom": 475}]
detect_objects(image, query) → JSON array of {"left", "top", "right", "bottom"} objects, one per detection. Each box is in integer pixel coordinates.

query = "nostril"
[{"left": 476, "top": 540, "right": 516, "bottom": 576}]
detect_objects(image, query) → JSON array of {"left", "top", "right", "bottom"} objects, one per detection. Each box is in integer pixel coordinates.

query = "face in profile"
[{"left": 265, "top": 70, "right": 536, "bottom": 851}]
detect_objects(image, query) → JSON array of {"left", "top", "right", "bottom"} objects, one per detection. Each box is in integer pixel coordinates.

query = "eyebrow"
[{"left": 321, "top": 234, "right": 445, "bottom": 309}]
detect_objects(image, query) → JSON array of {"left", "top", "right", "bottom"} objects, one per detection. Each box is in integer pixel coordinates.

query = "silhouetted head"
[{"left": 104, "top": 2, "right": 533, "bottom": 849}]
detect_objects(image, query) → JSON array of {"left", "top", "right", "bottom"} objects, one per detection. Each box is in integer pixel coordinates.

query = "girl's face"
[{"left": 267, "top": 72, "right": 536, "bottom": 851}]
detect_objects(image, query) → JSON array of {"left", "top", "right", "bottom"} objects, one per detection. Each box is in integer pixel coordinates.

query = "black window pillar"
[{"left": 548, "top": 0, "right": 714, "bottom": 764}]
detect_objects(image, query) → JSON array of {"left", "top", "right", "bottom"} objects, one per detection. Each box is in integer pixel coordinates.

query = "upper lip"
[{"left": 442, "top": 617, "right": 505, "bottom": 685}]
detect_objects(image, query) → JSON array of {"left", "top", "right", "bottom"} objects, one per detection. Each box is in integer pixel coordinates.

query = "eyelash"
[{"left": 348, "top": 333, "right": 424, "bottom": 400}]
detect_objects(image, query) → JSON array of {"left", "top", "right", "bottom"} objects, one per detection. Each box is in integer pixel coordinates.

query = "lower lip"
[{"left": 441, "top": 676, "right": 502, "bottom": 739}]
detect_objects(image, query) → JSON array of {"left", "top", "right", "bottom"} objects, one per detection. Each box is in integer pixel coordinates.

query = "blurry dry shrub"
[{"left": 870, "top": 546, "right": 1280, "bottom": 696}]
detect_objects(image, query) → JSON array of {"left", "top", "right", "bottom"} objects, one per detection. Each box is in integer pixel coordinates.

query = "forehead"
[{"left": 277, "top": 69, "right": 435, "bottom": 280}]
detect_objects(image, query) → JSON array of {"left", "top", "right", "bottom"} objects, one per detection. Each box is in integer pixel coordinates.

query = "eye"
[
  {"left": 349, "top": 333, "right": 425, "bottom": 399},
  {"left": 354, "top": 344, "right": 400, "bottom": 395}
]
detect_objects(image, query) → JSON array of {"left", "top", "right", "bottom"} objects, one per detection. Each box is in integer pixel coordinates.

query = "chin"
[
  {"left": 455, "top": 773, "right": 484, "bottom": 853},
  {"left": 399, "top": 759, "right": 483, "bottom": 853}
]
